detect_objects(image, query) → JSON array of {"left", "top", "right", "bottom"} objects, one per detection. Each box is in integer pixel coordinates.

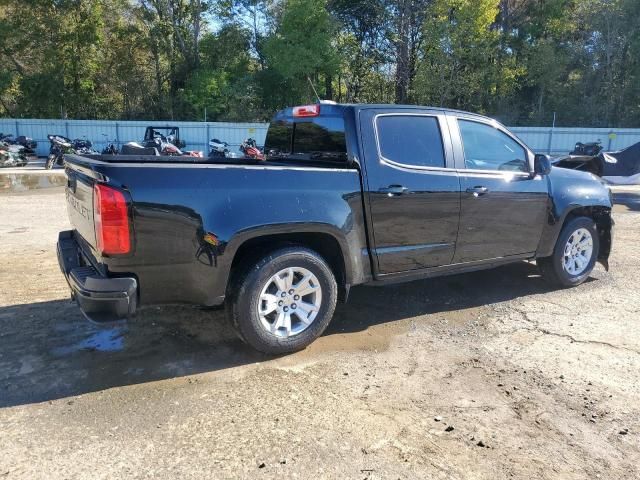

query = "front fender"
[{"left": 536, "top": 167, "right": 613, "bottom": 259}]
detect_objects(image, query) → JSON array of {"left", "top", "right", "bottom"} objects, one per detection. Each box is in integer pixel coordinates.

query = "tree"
[
  {"left": 0, "top": 0, "right": 106, "bottom": 118},
  {"left": 415, "top": 0, "right": 515, "bottom": 113},
  {"left": 218, "top": 0, "right": 276, "bottom": 69},
  {"left": 390, "top": 0, "right": 431, "bottom": 103},
  {"left": 329, "top": 0, "right": 390, "bottom": 102},
  {"left": 263, "top": 0, "right": 339, "bottom": 106},
  {"left": 0, "top": 0, "right": 639, "bottom": 126},
  {"left": 184, "top": 24, "right": 263, "bottom": 121}
]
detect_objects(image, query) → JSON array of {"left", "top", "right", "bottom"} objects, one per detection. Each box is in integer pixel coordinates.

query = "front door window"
[{"left": 459, "top": 120, "right": 528, "bottom": 173}]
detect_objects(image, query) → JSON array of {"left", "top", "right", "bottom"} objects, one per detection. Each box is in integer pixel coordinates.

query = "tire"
[
  {"left": 538, "top": 216, "right": 599, "bottom": 288},
  {"left": 45, "top": 155, "right": 56, "bottom": 169},
  {"left": 227, "top": 247, "right": 338, "bottom": 354}
]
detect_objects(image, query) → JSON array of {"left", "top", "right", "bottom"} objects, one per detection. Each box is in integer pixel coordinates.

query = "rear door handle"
[
  {"left": 466, "top": 186, "right": 489, "bottom": 197},
  {"left": 380, "top": 185, "right": 409, "bottom": 196}
]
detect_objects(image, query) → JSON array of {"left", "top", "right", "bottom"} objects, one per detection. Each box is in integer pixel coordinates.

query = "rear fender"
[{"left": 222, "top": 222, "right": 357, "bottom": 285}]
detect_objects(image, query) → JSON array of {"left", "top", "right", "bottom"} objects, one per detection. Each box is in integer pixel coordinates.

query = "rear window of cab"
[{"left": 265, "top": 116, "right": 347, "bottom": 163}]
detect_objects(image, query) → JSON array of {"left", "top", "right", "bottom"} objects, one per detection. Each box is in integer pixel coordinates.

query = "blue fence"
[
  {"left": 1, "top": 118, "right": 639, "bottom": 157},
  {"left": 509, "top": 126, "right": 640, "bottom": 156},
  {"left": 0, "top": 119, "right": 269, "bottom": 157}
]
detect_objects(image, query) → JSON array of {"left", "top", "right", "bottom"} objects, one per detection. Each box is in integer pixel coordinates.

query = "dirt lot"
[{"left": 1, "top": 171, "right": 639, "bottom": 479}]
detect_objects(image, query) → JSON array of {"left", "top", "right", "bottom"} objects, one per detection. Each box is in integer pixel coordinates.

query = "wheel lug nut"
[
  {"left": 291, "top": 304, "right": 297, "bottom": 309},
  {"left": 288, "top": 289, "right": 294, "bottom": 295},
  {"left": 283, "top": 306, "right": 289, "bottom": 312},
  {"left": 278, "top": 301, "right": 283, "bottom": 306},
  {"left": 294, "top": 295, "right": 300, "bottom": 301},
  {"left": 281, "top": 292, "right": 286, "bottom": 298}
]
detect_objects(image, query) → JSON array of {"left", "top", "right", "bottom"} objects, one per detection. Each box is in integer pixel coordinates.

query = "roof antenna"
[{"left": 307, "top": 76, "right": 321, "bottom": 104}]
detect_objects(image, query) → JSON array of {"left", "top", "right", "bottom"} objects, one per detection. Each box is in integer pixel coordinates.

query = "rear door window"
[{"left": 376, "top": 115, "right": 445, "bottom": 168}]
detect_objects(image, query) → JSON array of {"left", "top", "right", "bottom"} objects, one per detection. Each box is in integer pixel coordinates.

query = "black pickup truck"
[{"left": 58, "top": 103, "right": 613, "bottom": 354}]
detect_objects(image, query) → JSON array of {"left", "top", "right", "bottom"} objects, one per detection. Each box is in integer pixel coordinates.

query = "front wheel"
[
  {"left": 538, "top": 216, "right": 599, "bottom": 287},
  {"left": 227, "top": 247, "right": 338, "bottom": 354},
  {"left": 45, "top": 154, "right": 57, "bottom": 169}
]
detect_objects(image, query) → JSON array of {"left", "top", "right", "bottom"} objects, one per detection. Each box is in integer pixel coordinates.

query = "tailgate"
[{"left": 65, "top": 167, "right": 97, "bottom": 248}]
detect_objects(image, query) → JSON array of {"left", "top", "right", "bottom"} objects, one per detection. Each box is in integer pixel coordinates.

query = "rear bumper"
[{"left": 57, "top": 230, "right": 137, "bottom": 323}]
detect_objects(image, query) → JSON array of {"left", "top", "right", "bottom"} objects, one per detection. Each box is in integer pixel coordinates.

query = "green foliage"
[
  {"left": 263, "top": 0, "right": 338, "bottom": 104},
  {"left": 415, "top": 0, "right": 507, "bottom": 113},
  {"left": 0, "top": 0, "right": 639, "bottom": 125},
  {"left": 329, "top": 0, "right": 390, "bottom": 102}
]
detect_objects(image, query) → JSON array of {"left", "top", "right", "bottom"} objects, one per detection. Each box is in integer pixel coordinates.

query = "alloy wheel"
[
  {"left": 257, "top": 267, "right": 322, "bottom": 338},
  {"left": 563, "top": 228, "right": 594, "bottom": 276}
]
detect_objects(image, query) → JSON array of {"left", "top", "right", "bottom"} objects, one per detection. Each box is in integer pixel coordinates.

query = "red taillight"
[
  {"left": 293, "top": 104, "right": 320, "bottom": 117},
  {"left": 94, "top": 184, "right": 130, "bottom": 255}
]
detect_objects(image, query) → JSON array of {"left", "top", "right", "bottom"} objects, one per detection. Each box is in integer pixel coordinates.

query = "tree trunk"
[
  {"left": 325, "top": 75, "right": 333, "bottom": 100},
  {"left": 193, "top": 0, "right": 201, "bottom": 68},
  {"left": 152, "top": 39, "right": 163, "bottom": 105},
  {"left": 394, "top": 0, "right": 410, "bottom": 104}
]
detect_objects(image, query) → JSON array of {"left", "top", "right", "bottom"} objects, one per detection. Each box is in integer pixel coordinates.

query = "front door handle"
[
  {"left": 466, "top": 186, "right": 489, "bottom": 197},
  {"left": 380, "top": 185, "right": 409, "bottom": 196}
]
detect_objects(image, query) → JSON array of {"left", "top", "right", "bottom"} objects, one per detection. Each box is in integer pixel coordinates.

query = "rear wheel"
[
  {"left": 538, "top": 216, "right": 599, "bottom": 287},
  {"left": 227, "top": 247, "right": 337, "bottom": 354},
  {"left": 45, "top": 154, "right": 57, "bottom": 169}
]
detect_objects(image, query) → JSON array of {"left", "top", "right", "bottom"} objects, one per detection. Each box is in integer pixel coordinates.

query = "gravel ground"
[{"left": 1, "top": 173, "right": 639, "bottom": 479}]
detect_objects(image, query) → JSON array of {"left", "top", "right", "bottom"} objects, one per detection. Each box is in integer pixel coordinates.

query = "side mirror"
[{"left": 534, "top": 153, "right": 552, "bottom": 176}]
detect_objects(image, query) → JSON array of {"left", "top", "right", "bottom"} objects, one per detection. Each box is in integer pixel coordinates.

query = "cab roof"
[{"left": 272, "top": 103, "right": 492, "bottom": 122}]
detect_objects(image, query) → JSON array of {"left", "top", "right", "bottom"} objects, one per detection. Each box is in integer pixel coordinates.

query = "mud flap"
[
  {"left": 598, "top": 258, "right": 609, "bottom": 272},
  {"left": 597, "top": 216, "right": 613, "bottom": 272}
]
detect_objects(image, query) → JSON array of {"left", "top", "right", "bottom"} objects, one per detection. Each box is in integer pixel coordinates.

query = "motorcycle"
[
  {"left": 46, "top": 135, "right": 100, "bottom": 169},
  {"left": 143, "top": 126, "right": 186, "bottom": 149},
  {"left": 73, "top": 137, "right": 98, "bottom": 154},
  {"left": 0, "top": 133, "right": 37, "bottom": 155},
  {"left": 122, "top": 135, "right": 203, "bottom": 158},
  {"left": 102, "top": 143, "right": 119, "bottom": 155},
  {"left": 145, "top": 133, "right": 203, "bottom": 157},
  {"left": 209, "top": 138, "right": 229, "bottom": 158},
  {"left": 554, "top": 139, "right": 606, "bottom": 177},
  {"left": 101, "top": 134, "right": 119, "bottom": 155},
  {"left": 46, "top": 135, "right": 73, "bottom": 169},
  {"left": 240, "top": 138, "right": 264, "bottom": 160},
  {"left": 0, "top": 140, "right": 28, "bottom": 167},
  {"left": 121, "top": 141, "right": 159, "bottom": 156},
  {"left": 571, "top": 140, "right": 603, "bottom": 157}
]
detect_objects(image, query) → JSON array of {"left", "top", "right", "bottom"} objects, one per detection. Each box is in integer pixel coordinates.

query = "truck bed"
[{"left": 62, "top": 153, "right": 369, "bottom": 310}]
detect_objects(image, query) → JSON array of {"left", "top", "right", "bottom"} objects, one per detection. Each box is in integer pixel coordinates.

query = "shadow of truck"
[{"left": 0, "top": 261, "right": 561, "bottom": 408}]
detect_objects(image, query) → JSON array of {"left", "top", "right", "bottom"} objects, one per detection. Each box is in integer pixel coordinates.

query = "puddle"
[
  {"left": 301, "top": 305, "right": 483, "bottom": 357},
  {"left": 51, "top": 327, "right": 126, "bottom": 356},
  {"left": 0, "top": 173, "right": 66, "bottom": 193},
  {"left": 312, "top": 320, "right": 407, "bottom": 354}
]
